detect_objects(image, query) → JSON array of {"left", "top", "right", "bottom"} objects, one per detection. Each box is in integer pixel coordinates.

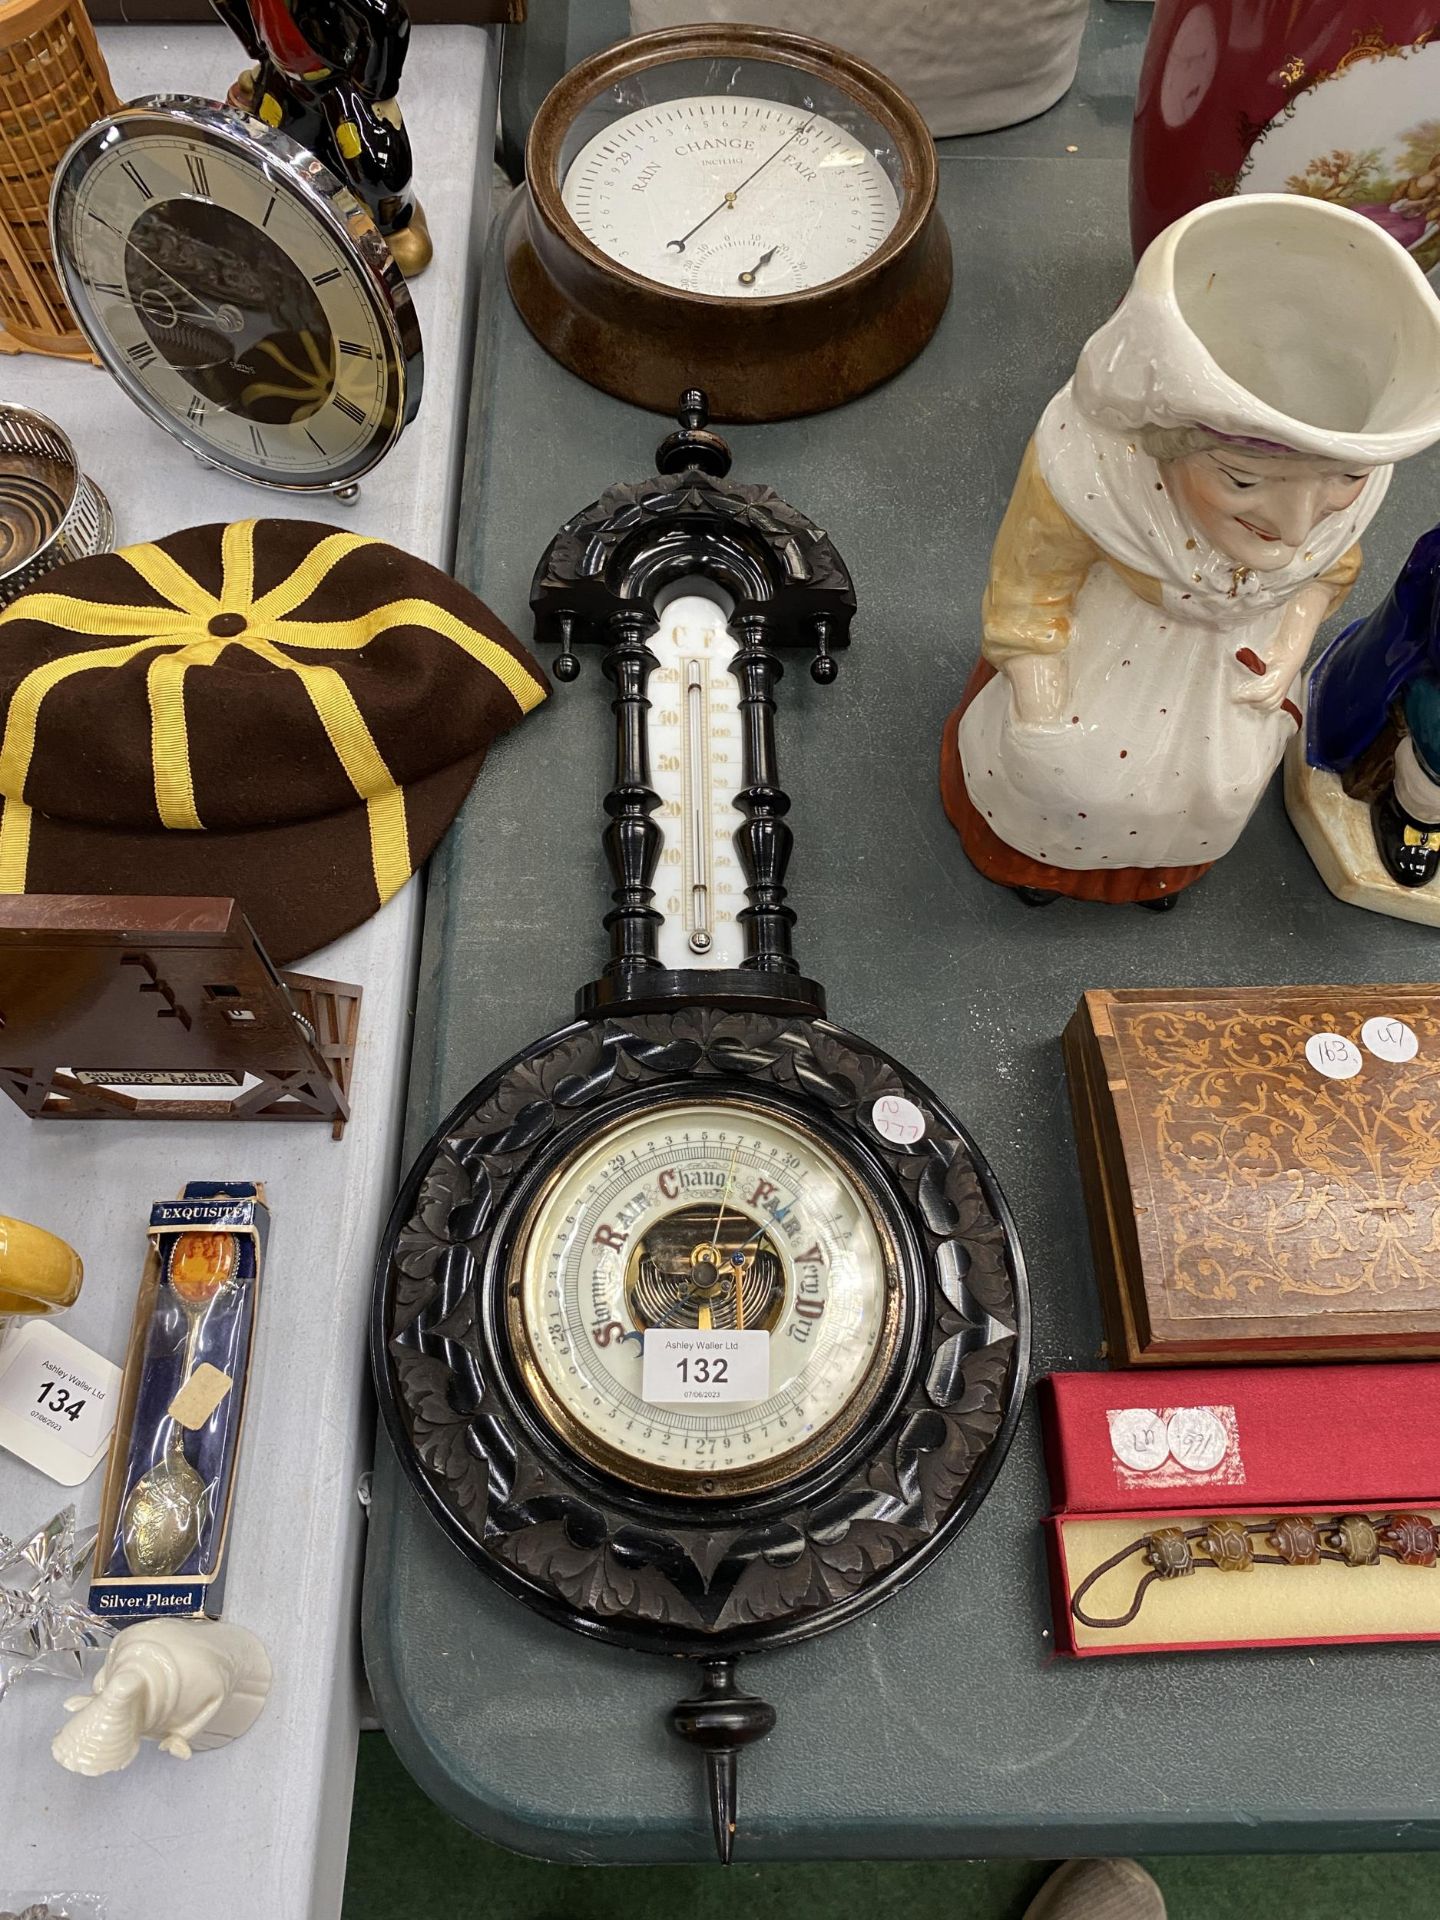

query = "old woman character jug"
[{"left": 940, "top": 194, "right": 1440, "bottom": 910}]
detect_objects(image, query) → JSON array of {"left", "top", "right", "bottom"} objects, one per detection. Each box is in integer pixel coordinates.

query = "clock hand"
[
  {"left": 123, "top": 238, "right": 226, "bottom": 323},
  {"left": 737, "top": 247, "right": 778, "bottom": 287},
  {"left": 666, "top": 116, "right": 816, "bottom": 254}
]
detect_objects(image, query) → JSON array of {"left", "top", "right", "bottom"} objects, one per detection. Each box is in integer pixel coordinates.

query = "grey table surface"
[{"left": 363, "top": 4, "right": 1440, "bottom": 1863}]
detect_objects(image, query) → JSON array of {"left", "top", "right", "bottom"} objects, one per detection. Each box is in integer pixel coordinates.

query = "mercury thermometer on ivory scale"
[{"left": 650, "top": 592, "right": 746, "bottom": 968}]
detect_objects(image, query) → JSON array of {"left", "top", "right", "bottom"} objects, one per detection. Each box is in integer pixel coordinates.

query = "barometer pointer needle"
[
  {"left": 733, "top": 1204, "right": 791, "bottom": 1254},
  {"left": 694, "top": 1142, "right": 742, "bottom": 1330},
  {"left": 738, "top": 247, "right": 777, "bottom": 287},
  {"left": 667, "top": 116, "right": 815, "bottom": 254},
  {"left": 710, "top": 1141, "right": 741, "bottom": 1250}
]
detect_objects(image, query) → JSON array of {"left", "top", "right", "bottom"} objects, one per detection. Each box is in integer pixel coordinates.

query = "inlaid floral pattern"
[{"left": 1110, "top": 995, "right": 1440, "bottom": 1316}]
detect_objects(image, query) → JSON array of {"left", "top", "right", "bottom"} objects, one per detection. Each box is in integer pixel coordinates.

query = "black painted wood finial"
[
  {"left": 810, "top": 612, "right": 840, "bottom": 685},
  {"left": 553, "top": 611, "right": 581, "bottom": 682},
  {"left": 668, "top": 1657, "right": 777, "bottom": 1864},
  {"left": 656, "top": 389, "right": 732, "bottom": 478}
]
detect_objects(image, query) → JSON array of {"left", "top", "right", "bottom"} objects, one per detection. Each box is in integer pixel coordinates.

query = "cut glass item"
[{"left": 0, "top": 1507, "right": 112, "bottom": 1699}]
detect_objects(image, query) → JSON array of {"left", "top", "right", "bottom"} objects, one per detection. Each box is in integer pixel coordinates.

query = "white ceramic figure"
[
  {"left": 51, "top": 1619, "right": 270, "bottom": 1775},
  {"left": 940, "top": 193, "right": 1440, "bottom": 909}
]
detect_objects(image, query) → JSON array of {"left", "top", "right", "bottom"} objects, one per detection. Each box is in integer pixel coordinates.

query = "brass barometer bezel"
[{"left": 506, "top": 1092, "right": 906, "bottom": 1500}]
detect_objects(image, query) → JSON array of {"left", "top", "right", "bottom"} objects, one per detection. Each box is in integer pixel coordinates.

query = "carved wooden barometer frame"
[{"left": 373, "top": 395, "right": 1029, "bottom": 1860}]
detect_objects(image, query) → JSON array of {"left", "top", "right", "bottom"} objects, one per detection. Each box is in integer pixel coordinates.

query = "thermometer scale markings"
[
  {"left": 685, "top": 658, "right": 711, "bottom": 954},
  {"left": 651, "top": 595, "right": 744, "bottom": 970}
]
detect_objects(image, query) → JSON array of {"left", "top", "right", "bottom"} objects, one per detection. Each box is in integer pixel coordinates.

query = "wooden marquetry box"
[{"left": 1064, "top": 985, "right": 1440, "bottom": 1365}]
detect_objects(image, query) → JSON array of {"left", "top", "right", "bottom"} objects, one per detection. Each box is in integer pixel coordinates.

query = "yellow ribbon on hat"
[{"left": 0, "top": 521, "right": 546, "bottom": 902}]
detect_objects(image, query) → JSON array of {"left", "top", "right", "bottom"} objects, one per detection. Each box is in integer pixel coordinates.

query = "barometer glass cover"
[{"left": 557, "top": 57, "right": 902, "bottom": 296}]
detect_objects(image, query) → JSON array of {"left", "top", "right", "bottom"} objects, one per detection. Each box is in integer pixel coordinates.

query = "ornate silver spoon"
[{"left": 121, "top": 1233, "right": 236, "bottom": 1577}]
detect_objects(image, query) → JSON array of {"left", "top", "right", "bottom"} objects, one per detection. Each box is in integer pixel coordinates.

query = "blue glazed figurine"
[{"left": 1287, "top": 523, "right": 1440, "bottom": 920}]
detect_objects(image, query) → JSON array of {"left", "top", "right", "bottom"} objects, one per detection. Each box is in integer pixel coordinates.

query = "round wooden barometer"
[{"left": 504, "top": 26, "right": 951, "bottom": 421}]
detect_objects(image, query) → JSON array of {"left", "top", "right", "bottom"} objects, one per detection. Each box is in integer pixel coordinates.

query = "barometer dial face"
[
  {"left": 561, "top": 92, "right": 900, "bottom": 297},
  {"left": 509, "top": 1098, "right": 902, "bottom": 1495},
  {"left": 51, "top": 100, "right": 421, "bottom": 492}
]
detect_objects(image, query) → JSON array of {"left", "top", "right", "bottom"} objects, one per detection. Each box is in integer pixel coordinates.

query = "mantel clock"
[{"left": 373, "top": 394, "right": 1028, "bottom": 1860}]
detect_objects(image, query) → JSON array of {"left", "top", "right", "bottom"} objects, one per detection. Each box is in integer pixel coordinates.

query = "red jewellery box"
[{"left": 1041, "top": 1365, "right": 1440, "bottom": 1658}]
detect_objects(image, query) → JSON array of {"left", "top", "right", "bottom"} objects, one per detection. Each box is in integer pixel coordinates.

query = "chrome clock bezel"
[{"left": 49, "top": 95, "right": 423, "bottom": 495}]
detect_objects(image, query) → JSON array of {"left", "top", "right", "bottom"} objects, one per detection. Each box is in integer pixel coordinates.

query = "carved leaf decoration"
[
  {"left": 614, "top": 1007, "right": 782, "bottom": 1081},
  {"left": 950, "top": 1337, "right": 1017, "bottom": 1433},
  {"left": 790, "top": 1029, "right": 902, "bottom": 1112},
  {"left": 679, "top": 1527, "right": 744, "bottom": 1587},
  {"left": 711, "top": 1524, "right": 812, "bottom": 1629},
  {"left": 868, "top": 1336, "right": 1018, "bottom": 1531},
  {"left": 822, "top": 1033, "right": 905, "bottom": 1109},
  {"left": 391, "top": 1155, "right": 474, "bottom": 1332},
  {"left": 503, "top": 1450, "right": 569, "bottom": 1511},
  {"left": 496, "top": 1519, "right": 702, "bottom": 1625},
  {"left": 389, "top": 1267, "right": 439, "bottom": 1328},
  {"left": 417, "top": 1151, "right": 471, "bottom": 1236},
  {"left": 808, "top": 1516, "right": 919, "bottom": 1587},
  {"left": 945, "top": 1339, "right": 1017, "bottom": 1500},
  {"left": 389, "top": 1263, "right": 438, "bottom": 1336},
  {"left": 926, "top": 1329, "right": 980, "bottom": 1407},
  {"left": 379, "top": 1002, "right": 1024, "bottom": 1642},
  {"left": 933, "top": 1239, "right": 975, "bottom": 1324},
  {"left": 393, "top": 1158, "right": 467, "bottom": 1271},
  {"left": 712, "top": 1515, "right": 917, "bottom": 1630},
  {"left": 893, "top": 1409, "right": 979, "bottom": 1532},
  {"left": 454, "top": 1030, "right": 607, "bottom": 1146},
  {"left": 908, "top": 1151, "right": 1013, "bottom": 1316},
  {"left": 431, "top": 1292, "right": 484, "bottom": 1362},
  {"left": 390, "top": 1345, "right": 489, "bottom": 1532}
]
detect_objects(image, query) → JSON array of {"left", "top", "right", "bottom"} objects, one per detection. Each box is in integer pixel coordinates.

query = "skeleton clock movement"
[{"left": 373, "top": 394, "right": 1029, "bottom": 1859}]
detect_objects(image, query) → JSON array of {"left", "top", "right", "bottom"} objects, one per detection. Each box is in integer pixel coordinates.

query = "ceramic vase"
[
  {"left": 940, "top": 193, "right": 1440, "bottom": 909},
  {"left": 1132, "top": 0, "right": 1440, "bottom": 279},
  {"left": 627, "top": 0, "right": 1091, "bottom": 138}
]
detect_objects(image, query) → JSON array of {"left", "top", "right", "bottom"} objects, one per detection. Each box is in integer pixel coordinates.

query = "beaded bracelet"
[{"left": 1069, "top": 1512, "right": 1438, "bottom": 1631}]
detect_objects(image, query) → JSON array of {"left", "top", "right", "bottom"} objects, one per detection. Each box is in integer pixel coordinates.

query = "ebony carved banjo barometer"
[{"left": 373, "top": 396, "right": 1028, "bottom": 1859}]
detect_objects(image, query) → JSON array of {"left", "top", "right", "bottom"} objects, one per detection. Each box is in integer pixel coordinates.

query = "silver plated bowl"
[{"left": 0, "top": 405, "right": 113, "bottom": 606}]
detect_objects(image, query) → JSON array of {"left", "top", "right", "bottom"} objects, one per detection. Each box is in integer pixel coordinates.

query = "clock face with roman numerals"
[{"left": 51, "top": 99, "right": 422, "bottom": 492}]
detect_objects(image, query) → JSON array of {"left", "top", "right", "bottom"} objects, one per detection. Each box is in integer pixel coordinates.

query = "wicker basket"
[{"left": 0, "top": 0, "right": 117, "bottom": 359}]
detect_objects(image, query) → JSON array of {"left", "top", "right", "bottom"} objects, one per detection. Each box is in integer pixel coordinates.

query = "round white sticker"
[
  {"left": 1305, "top": 1032, "right": 1363, "bottom": 1081},
  {"left": 1360, "top": 1016, "right": 1419, "bottom": 1065},
  {"left": 871, "top": 1094, "right": 926, "bottom": 1146},
  {"left": 1165, "top": 1406, "right": 1229, "bottom": 1474},
  {"left": 1108, "top": 1407, "right": 1169, "bottom": 1474}
]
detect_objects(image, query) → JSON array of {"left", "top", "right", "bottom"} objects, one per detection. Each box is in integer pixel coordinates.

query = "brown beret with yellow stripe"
[{"left": 0, "top": 519, "right": 547, "bottom": 962}]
